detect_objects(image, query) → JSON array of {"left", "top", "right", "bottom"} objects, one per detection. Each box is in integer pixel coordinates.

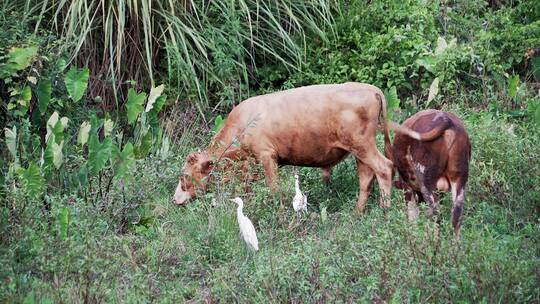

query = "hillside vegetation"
[{"left": 1, "top": 0, "right": 540, "bottom": 302}]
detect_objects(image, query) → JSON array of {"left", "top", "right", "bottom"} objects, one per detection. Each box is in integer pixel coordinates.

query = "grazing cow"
[
  {"left": 392, "top": 109, "right": 471, "bottom": 235},
  {"left": 175, "top": 82, "right": 405, "bottom": 211}
]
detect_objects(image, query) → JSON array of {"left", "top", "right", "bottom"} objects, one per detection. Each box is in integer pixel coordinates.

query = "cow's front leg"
[
  {"left": 259, "top": 152, "right": 279, "bottom": 192},
  {"left": 355, "top": 159, "right": 374, "bottom": 213}
]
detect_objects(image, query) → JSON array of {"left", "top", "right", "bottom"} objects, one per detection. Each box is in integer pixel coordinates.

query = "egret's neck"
[
  {"left": 295, "top": 178, "right": 300, "bottom": 192},
  {"left": 236, "top": 204, "right": 243, "bottom": 217}
]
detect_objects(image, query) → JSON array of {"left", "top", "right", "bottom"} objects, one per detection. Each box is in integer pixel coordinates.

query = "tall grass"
[{"left": 10, "top": 0, "right": 338, "bottom": 113}]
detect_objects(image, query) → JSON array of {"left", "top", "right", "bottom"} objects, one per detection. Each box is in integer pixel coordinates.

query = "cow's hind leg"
[
  {"left": 355, "top": 159, "right": 374, "bottom": 213},
  {"left": 450, "top": 178, "right": 467, "bottom": 237},
  {"left": 353, "top": 146, "right": 393, "bottom": 209}
]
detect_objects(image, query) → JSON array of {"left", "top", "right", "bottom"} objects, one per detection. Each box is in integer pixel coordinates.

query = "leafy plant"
[{"left": 64, "top": 67, "right": 89, "bottom": 103}]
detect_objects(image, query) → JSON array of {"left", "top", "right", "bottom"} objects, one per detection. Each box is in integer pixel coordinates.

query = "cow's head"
[{"left": 174, "top": 151, "right": 214, "bottom": 205}]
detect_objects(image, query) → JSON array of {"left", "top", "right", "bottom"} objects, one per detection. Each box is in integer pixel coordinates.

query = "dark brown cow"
[
  {"left": 392, "top": 109, "right": 471, "bottom": 235},
  {"left": 175, "top": 82, "right": 403, "bottom": 211}
]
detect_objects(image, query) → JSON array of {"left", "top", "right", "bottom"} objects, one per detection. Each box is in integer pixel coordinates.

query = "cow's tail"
[
  {"left": 376, "top": 93, "right": 393, "bottom": 162},
  {"left": 389, "top": 115, "right": 451, "bottom": 141}
]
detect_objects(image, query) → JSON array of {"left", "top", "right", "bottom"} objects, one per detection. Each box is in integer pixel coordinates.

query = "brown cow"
[
  {"left": 392, "top": 109, "right": 471, "bottom": 235},
  {"left": 175, "top": 82, "right": 402, "bottom": 211}
]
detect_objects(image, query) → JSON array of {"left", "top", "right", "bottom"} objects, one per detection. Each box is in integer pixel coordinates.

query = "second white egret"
[{"left": 229, "top": 197, "right": 259, "bottom": 251}]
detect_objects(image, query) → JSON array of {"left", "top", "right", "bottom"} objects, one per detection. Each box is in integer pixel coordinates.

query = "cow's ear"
[
  {"left": 201, "top": 159, "right": 213, "bottom": 173},
  {"left": 186, "top": 153, "right": 198, "bottom": 165}
]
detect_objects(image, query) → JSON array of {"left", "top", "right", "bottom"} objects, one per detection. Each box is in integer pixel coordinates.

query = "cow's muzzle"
[{"left": 173, "top": 178, "right": 192, "bottom": 205}]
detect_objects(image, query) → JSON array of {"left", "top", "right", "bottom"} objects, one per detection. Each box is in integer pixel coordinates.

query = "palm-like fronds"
[{"left": 11, "top": 0, "right": 339, "bottom": 114}]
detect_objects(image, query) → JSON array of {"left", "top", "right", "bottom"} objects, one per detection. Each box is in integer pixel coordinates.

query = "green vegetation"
[{"left": 1, "top": 0, "right": 540, "bottom": 302}]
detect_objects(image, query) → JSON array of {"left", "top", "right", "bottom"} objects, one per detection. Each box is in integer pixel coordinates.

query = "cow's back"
[{"left": 215, "top": 82, "right": 384, "bottom": 167}]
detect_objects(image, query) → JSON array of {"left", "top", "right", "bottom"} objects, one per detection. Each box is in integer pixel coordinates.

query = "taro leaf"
[
  {"left": 126, "top": 88, "right": 146, "bottom": 124},
  {"left": 507, "top": 74, "right": 519, "bottom": 99},
  {"left": 17, "top": 162, "right": 44, "bottom": 200},
  {"left": 147, "top": 95, "right": 166, "bottom": 128},
  {"left": 58, "top": 206, "right": 70, "bottom": 240},
  {"left": 20, "top": 86, "right": 32, "bottom": 102},
  {"left": 435, "top": 36, "right": 447, "bottom": 55},
  {"left": 4, "top": 126, "right": 17, "bottom": 159},
  {"left": 37, "top": 79, "right": 51, "bottom": 113},
  {"left": 87, "top": 135, "right": 112, "bottom": 174},
  {"left": 18, "top": 86, "right": 32, "bottom": 111},
  {"left": 43, "top": 142, "right": 54, "bottom": 171},
  {"left": 416, "top": 56, "right": 437, "bottom": 73},
  {"left": 103, "top": 118, "right": 114, "bottom": 137},
  {"left": 78, "top": 165, "right": 88, "bottom": 188},
  {"left": 114, "top": 142, "right": 135, "bottom": 180},
  {"left": 160, "top": 136, "right": 170, "bottom": 161},
  {"left": 213, "top": 115, "right": 225, "bottom": 134},
  {"left": 51, "top": 121, "right": 65, "bottom": 144},
  {"left": 77, "top": 121, "right": 91, "bottom": 146},
  {"left": 427, "top": 77, "right": 440, "bottom": 104},
  {"left": 6, "top": 46, "right": 38, "bottom": 72},
  {"left": 52, "top": 141, "right": 63, "bottom": 169},
  {"left": 384, "top": 87, "right": 400, "bottom": 120},
  {"left": 531, "top": 57, "right": 540, "bottom": 82},
  {"left": 145, "top": 84, "right": 165, "bottom": 112},
  {"left": 64, "top": 66, "right": 89, "bottom": 102},
  {"left": 27, "top": 76, "right": 37, "bottom": 84},
  {"left": 46, "top": 111, "right": 59, "bottom": 142},
  {"left": 134, "top": 132, "right": 152, "bottom": 159}
]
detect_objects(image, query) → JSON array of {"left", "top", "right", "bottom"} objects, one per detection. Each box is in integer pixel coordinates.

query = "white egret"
[
  {"left": 292, "top": 173, "right": 308, "bottom": 213},
  {"left": 229, "top": 197, "right": 259, "bottom": 251}
]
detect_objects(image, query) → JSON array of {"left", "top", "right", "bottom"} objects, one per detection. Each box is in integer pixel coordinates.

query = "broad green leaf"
[
  {"left": 534, "top": 105, "right": 540, "bottom": 126},
  {"left": 51, "top": 121, "right": 65, "bottom": 144},
  {"left": 37, "top": 79, "right": 52, "bottom": 113},
  {"left": 52, "top": 142, "right": 63, "bottom": 169},
  {"left": 4, "top": 126, "right": 17, "bottom": 159},
  {"left": 77, "top": 121, "right": 91, "bottom": 146},
  {"left": 88, "top": 135, "right": 112, "bottom": 174},
  {"left": 416, "top": 56, "right": 437, "bottom": 73},
  {"left": 60, "top": 117, "right": 69, "bottom": 128},
  {"left": 427, "top": 77, "right": 440, "bottom": 104},
  {"left": 384, "top": 87, "right": 400, "bottom": 120},
  {"left": 114, "top": 142, "right": 135, "bottom": 180},
  {"left": 103, "top": 118, "right": 114, "bottom": 137},
  {"left": 135, "top": 132, "right": 153, "bottom": 159},
  {"left": 21, "top": 86, "right": 32, "bottom": 101},
  {"left": 64, "top": 67, "right": 89, "bottom": 102},
  {"left": 213, "top": 115, "right": 225, "bottom": 134},
  {"left": 27, "top": 76, "right": 37, "bottom": 84},
  {"left": 46, "top": 111, "right": 59, "bottom": 142},
  {"left": 58, "top": 206, "right": 70, "bottom": 240},
  {"left": 531, "top": 57, "right": 540, "bottom": 82},
  {"left": 7, "top": 46, "right": 38, "bottom": 72},
  {"left": 145, "top": 84, "right": 165, "bottom": 112},
  {"left": 160, "top": 136, "right": 170, "bottom": 161},
  {"left": 147, "top": 95, "right": 166, "bottom": 128},
  {"left": 77, "top": 165, "right": 88, "bottom": 188},
  {"left": 125, "top": 88, "right": 146, "bottom": 124},
  {"left": 507, "top": 74, "right": 519, "bottom": 99},
  {"left": 17, "top": 162, "right": 44, "bottom": 200},
  {"left": 435, "top": 36, "right": 447, "bottom": 55}
]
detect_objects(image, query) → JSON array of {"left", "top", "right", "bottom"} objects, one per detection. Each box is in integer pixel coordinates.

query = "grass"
[{"left": 2, "top": 106, "right": 540, "bottom": 303}]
